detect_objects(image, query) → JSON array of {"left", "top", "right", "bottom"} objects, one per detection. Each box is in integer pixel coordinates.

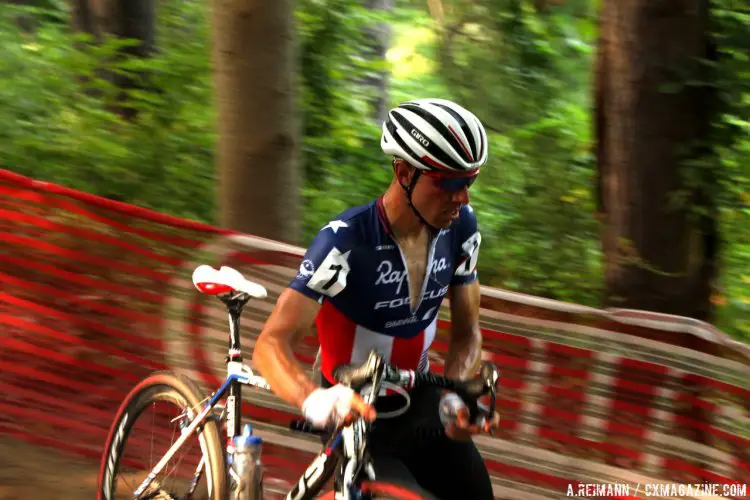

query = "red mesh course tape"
[{"left": 1, "top": 168, "right": 748, "bottom": 499}]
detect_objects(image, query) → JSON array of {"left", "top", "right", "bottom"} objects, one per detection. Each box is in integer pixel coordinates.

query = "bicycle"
[{"left": 97, "top": 264, "right": 500, "bottom": 500}]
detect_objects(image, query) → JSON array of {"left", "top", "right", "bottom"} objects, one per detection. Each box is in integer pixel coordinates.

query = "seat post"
[
  {"left": 219, "top": 292, "right": 251, "bottom": 439},
  {"left": 219, "top": 293, "right": 251, "bottom": 362}
]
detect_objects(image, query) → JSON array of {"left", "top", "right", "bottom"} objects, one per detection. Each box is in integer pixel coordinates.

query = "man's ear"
[{"left": 393, "top": 159, "right": 413, "bottom": 187}]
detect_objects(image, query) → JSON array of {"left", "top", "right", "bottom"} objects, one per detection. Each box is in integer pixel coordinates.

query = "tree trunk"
[
  {"left": 362, "top": 0, "right": 393, "bottom": 124},
  {"left": 595, "top": 0, "right": 719, "bottom": 321},
  {"left": 110, "top": 0, "right": 155, "bottom": 57},
  {"left": 69, "top": 0, "right": 156, "bottom": 119},
  {"left": 212, "top": 0, "right": 300, "bottom": 244},
  {"left": 70, "top": 0, "right": 100, "bottom": 39},
  {"left": 426, "top": 0, "right": 444, "bottom": 25},
  {"left": 69, "top": 0, "right": 153, "bottom": 47},
  {"left": 109, "top": 0, "right": 156, "bottom": 120}
]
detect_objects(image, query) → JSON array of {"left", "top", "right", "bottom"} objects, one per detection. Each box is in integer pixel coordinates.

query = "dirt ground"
[
  {"left": 0, "top": 435, "right": 303, "bottom": 500},
  {"left": 0, "top": 436, "right": 99, "bottom": 499}
]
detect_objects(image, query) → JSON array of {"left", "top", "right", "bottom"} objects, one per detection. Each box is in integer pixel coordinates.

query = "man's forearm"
[
  {"left": 443, "top": 325, "right": 482, "bottom": 380},
  {"left": 252, "top": 334, "right": 318, "bottom": 411}
]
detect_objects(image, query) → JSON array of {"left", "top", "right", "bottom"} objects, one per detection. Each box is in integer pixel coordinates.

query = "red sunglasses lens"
[{"left": 438, "top": 175, "right": 477, "bottom": 192}]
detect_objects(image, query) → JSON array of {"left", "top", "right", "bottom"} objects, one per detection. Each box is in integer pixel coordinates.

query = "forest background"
[{"left": 1, "top": 0, "right": 748, "bottom": 340}]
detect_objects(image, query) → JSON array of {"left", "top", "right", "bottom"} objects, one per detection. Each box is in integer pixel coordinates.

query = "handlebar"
[{"left": 333, "top": 350, "right": 500, "bottom": 424}]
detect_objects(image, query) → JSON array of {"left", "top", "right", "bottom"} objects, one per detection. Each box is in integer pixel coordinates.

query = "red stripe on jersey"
[
  {"left": 317, "top": 301, "right": 357, "bottom": 385},
  {"left": 389, "top": 330, "right": 425, "bottom": 372}
]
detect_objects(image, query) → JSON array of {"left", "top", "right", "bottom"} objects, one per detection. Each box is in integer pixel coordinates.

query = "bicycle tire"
[
  {"left": 318, "top": 480, "right": 439, "bottom": 500},
  {"left": 97, "top": 370, "right": 227, "bottom": 500}
]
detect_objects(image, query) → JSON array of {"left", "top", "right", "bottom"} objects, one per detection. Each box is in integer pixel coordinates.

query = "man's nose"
[{"left": 451, "top": 186, "right": 470, "bottom": 204}]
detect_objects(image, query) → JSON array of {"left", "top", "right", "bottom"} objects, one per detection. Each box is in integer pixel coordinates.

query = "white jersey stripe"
[
  {"left": 419, "top": 317, "right": 438, "bottom": 372},
  {"left": 351, "top": 323, "right": 396, "bottom": 366}
]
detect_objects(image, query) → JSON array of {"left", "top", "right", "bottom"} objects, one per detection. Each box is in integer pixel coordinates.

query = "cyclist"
[{"left": 253, "top": 98, "right": 497, "bottom": 499}]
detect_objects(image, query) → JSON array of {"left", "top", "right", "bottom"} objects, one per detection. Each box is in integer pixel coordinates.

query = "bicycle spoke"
[
  {"left": 165, "top": 437, "right": 194, "bottom": 495},
  {"left": 109, "top": 395, "right": 214, "bottom": 499}
]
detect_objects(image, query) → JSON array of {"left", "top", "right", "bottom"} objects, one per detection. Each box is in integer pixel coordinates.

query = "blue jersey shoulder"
[
  {"left": 288, "top": 199, "right": 482, "bottom": 333},
  {"left": 289, "top": 201, "right": 375, "bottom": 302}
]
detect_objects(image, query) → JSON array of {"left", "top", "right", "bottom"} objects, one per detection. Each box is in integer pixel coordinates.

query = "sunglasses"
[{"left": 422, "top": 170, "right": 479, "bottom": 193}]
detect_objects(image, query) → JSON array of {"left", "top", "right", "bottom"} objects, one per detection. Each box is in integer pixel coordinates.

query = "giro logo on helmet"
[{"left": 410, "top": 128, "right": 430, "bottom": 148}]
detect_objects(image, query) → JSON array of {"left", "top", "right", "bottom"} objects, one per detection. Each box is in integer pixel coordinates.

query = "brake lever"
[
  {"left": 479, "top": 361, "right": 499, "bottom": 420},
  {"left": 454, "top": 361, "right": 500, "bottom": 424},
  {"left": 333, "top": 351, "right": 384, "bottom": 392}
]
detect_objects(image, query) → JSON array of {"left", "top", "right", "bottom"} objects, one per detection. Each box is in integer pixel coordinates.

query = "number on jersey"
[
  {"left": 456, "top": 232, "right": 481, "bottom": 276},
  {"left": 307, "top": 247, "right": 352, "bottom": 297}
]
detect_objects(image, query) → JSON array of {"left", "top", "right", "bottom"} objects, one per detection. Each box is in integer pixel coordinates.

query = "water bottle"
[{"left": 232, "top": 424, "right": 263, "bottom": 500}]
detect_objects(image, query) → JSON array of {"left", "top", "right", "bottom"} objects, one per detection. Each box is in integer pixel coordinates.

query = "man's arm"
[
  {"left": 444, "top": 280, "right": 482, "bottom": 381},
  {"left": 251, "top": 288, "right": 321, "bottom": 410},
  {"left": 252, "top": 288, "right": 375, "bottom": 425},
  {"left": 442, "top": 280, "right": 496, "bottom": 439}
]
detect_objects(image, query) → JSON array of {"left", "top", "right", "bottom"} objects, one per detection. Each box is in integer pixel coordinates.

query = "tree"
[
  {"left": 211, "top": 0, "right": 300, "bottom": 243},
  {"left": 595, "top": 0, "right": 719, "bottom": 320},
  {"left": 362, "top": 0, "right": 393, "bottom": 123},
  {"left": 70, "top": 0, "right": 156, "bottom": 120},
  {"left": 69, "top": 0, "right": 99, "bottom": 39}
]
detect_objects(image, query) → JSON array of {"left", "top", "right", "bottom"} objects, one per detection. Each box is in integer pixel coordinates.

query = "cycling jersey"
[{"left": 288, "top": 197, "right": 481, "bottom": 385}]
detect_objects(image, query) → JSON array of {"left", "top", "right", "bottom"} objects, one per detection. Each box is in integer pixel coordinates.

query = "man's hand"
[
  {"left": 302, "top": 384, "right": 377, "bottom": 429},
  {"left": 342, "top": 391, "right": 377, "bottom": 426},
  {"left": 440, "top": 392, "right": 500, "bottom": 441}
]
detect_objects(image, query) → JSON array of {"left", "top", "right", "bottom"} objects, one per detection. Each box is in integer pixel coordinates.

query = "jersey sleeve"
[
  {"left": 288, "top": 220, "right": 353, "bottom": 303},
  {"left": 451, "top": 204, "right": 482, "bottom": 286}
]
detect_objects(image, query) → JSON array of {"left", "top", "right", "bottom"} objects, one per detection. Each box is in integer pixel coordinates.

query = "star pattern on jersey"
[{"left": 322, "top": 220, "right": 349, "bottom": 233}]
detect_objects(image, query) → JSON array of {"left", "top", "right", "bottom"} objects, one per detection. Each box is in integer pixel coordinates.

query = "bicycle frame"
[{"left": 132, "top": 292, "right": 368, "bottom": 500}]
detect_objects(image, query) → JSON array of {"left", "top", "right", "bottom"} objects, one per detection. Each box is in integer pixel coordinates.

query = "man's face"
[{"left": 396, "top": 160, "right": 478, "bottom": 228}]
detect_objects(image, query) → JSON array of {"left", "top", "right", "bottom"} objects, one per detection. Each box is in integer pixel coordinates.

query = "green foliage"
[
  {"left": 0, "top": 2, "right": 216, "bottom": 222},
  {"left": 0, "top": 0, "right": 747, "bottom": 340},
  {"left": 425, "top": 0, "right": 602, "bottom": 304},
  {"left": 296, "top": 0, "right": 392, "bottom": 237},
  {"left": 709, "top": 1, "right": 750, "bottom": 337}
]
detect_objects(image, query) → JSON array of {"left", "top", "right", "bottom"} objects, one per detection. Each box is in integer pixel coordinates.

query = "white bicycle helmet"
[{"left": 381, "top": 98, "right": 488, "bottom": 173}]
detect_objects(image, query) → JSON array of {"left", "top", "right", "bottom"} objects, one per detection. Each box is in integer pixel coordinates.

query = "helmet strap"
[{"left": 397, "top": 167, "right": 440, "bottom": 233}]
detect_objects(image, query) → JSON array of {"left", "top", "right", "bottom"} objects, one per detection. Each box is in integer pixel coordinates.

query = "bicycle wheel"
[
  {"left": 319, "top": 480, "right": 438, "bottom": 500},
  {"left": 97, "top": 371, "right": 227, "bottom": 500}
]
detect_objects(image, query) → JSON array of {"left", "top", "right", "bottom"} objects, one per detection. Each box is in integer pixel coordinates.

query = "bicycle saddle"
[{"left": 192, "top": 265, "right": 268, "bottom": 299}]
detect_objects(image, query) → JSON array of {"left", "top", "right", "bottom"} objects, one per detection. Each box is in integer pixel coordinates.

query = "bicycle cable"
[{"left": 358, "top": 381, "right": 412, "bottom": 419}]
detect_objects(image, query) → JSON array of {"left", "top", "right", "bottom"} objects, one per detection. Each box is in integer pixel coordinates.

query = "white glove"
[
  {"left": 438, "top": 392, "right": 488, "bottom": 428},
  {"left": 438, "top": 392, "right": 467, "bottom": 427},
  {"left": 301, "top": 384, "right": 357, "bottom": 428}
]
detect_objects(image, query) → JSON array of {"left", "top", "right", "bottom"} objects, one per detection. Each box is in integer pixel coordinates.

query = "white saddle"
[{"left": 192, "top": 265, "right": 268, "bottom": 299}]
